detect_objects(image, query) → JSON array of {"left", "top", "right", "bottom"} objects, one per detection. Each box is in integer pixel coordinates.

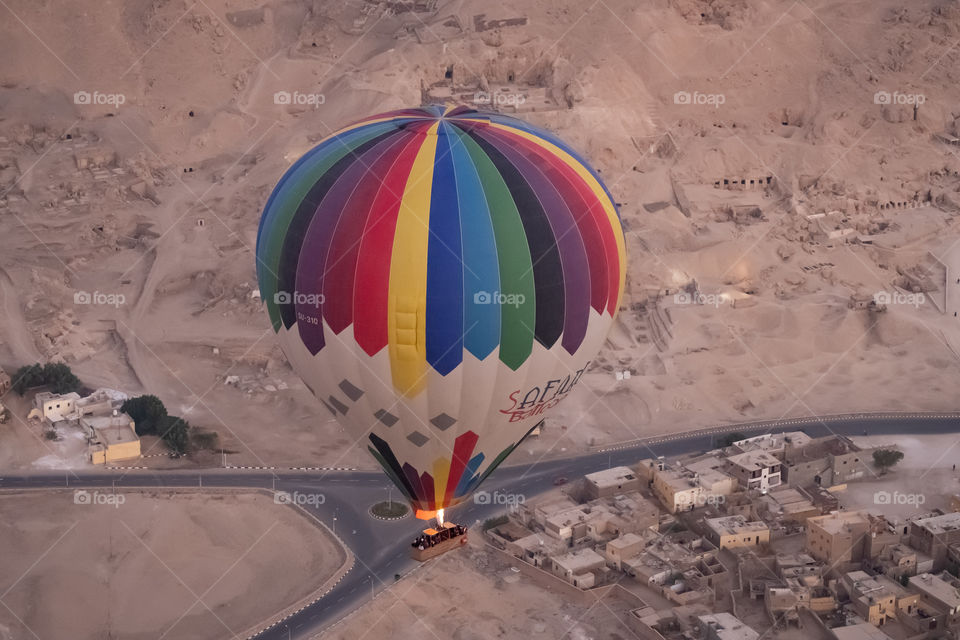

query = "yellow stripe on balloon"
[
  {"left": 433, "top": 457, "right": 450, "bottom": 507},
  {"left": 486, "top": 122, "right": 627, "bottom": 312},
  {"left": 387, "top": 121, "right": 439, "bottom": 396}
]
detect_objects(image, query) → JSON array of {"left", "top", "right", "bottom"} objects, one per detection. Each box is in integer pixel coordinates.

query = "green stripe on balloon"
[
  {"left": 261, "top": 126, "right": 394, "bottom": 331},
  {"left": 454, "top": 126, "right": 535, "bottom": 370}
]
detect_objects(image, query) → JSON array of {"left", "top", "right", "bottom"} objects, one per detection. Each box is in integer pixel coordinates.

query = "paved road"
[{"left": 2, "top": 412, "right": 959, "bottom": 639}]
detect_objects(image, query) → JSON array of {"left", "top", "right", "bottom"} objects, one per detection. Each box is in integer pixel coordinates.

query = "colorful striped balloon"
[{"left": 257, "top": 105, "right": 625, "bottom": 518}]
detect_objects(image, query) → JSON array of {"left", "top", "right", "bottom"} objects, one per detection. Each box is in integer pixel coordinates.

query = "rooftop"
[
  {"left": 697, "top": 613, "right": 759, "bottom": 640},
  {"left": 83, "top": 414, "right": 138, "bottom": 445},
  {"left": 732, "top": 431, "right": 811, "bottom": 453},
  {"left": 608, "top": 533, "right": 646, "bottom": 551},
  {"left": 845, "top": 570, "right": 905, "bottom": 602},
  {"left": 832, "top": 623, "right": 894, "bottom": 640},
  {"left": 585, "top": 466, "right": 638, "bottom": 488},
  {"left": 705, "top": 515, "right": 769, "bottom": 537},
  {"left": 553, "top": 547, "right": 605, "bottom": 574},
  {"left": 808, "top": 510, "right": 870, "bottom": 535},
  {"left": 912, "top": 512, "right": 960, "bottom": 535},
  {"left": 909, "top": 573, "right": 960, "bottom": 609},
  {"left": 726, "top": 450, "right": 781, "bottom": 471}
]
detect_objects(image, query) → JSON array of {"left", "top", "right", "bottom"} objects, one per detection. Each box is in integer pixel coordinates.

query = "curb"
[
  {"left": 242, "top": 491, "right": 355, "bottom": 640},
  {"left": 592, "top": 412, "right": 960, "bottom": 453}
]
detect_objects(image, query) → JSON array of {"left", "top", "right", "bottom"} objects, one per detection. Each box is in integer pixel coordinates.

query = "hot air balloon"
[{"left": 256, "top": 104, "right": 625, "bottom": 523}]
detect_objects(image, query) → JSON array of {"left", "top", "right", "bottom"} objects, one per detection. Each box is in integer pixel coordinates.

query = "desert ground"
[
  {"left": 1, "top": 0, "right": 960, "bottom": 470},
  {"left": 0, "top": 490, "right": 346, "bottom": 640}
]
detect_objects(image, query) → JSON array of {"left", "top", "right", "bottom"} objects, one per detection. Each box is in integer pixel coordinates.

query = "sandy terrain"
[
  {"left": 324, "top": 533, "right": 652, "bottom": 640},
  {"left": 1, "top": 0, "right": 960, "bottom": 469},
  {"left": 839, "top": 433, "right": 960, "bottom": 517},
  {"left": 0, "top": 490, "right": 346, "bottom": 640}
]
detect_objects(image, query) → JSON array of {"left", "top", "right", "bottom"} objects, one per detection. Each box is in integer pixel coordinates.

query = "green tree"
[
  {"left": 161, "top": 415, "right": 190, "bottom": 454},
  {"left": 42, "top": 363, "right": 81, "bottom": 394},
  {"left": 121, "top": 395, "right": 168, "bottom": 436},
  {"left": 873, "top": 449, "right": 904, "bottom": 473},
  {"left": 11, "top": 364, "right": 43, "bottom": 395},
  {"left": 11, "top": 362, "right": 80, "bottom": 395}
]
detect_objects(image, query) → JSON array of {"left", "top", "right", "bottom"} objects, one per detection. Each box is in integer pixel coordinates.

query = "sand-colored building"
[
  {"left": 550, "top": 547, "right": 605, "bottom": 589},
  {"left": 704, "top": 515, "right": 770, "bottom": 550},
  {"left": 730, "top": 432, "right": 811, "bottom": 458},
  {"left": 908, "top": 513, "right": 960, "bottom": 570},
  {"left": 909, "top": 573, "right": 960, "bottom": 617},
  {"left": 650, "top": 461, "right": 737, "bottom": 513},
  {"left": 724, "top": 450, "right": 782, "bottom": 492},
  {"left": 841, "top": 570, "right": 914, "bottom": 626},
  {"left": 697, "top": 613, "right": 758, "bottom": 640},
  {"left": 32, "top": 391, "right": 81, "bottom": 424},
  {"left": 832, "top": 623, "right": 895, "bottom": 640},
  {"left": 806, "top": 510, "right": 870, "bottom": 571},
  {"left": 584, "top": 466, "right": 642, "bottom": 499},
  {"left": 606, "top": 532, "right": 646, "bottom": 570},
  {"left": 82, "top": 413, "right": 140, "bottom": 464}
]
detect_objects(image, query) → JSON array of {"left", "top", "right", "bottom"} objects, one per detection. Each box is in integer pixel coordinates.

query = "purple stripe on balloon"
[
  {"left": 470, "top": 128, "right": 591, "bottom": 354},
  {"left": 295, "top": 132, "right": 406, "bottom": 354},
  {"left": 402, "top": 462, "right": 426, "bottom": 503}
]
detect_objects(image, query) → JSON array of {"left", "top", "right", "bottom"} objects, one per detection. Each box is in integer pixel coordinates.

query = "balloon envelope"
[{"left": 257, "top": 105, "right": 625, "bottom": 517}]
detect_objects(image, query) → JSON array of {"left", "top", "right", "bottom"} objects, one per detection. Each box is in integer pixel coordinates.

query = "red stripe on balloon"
[
  {"left": 482, "top": 126, "right": 619, "bottom": 316},
  {"left": 323, "top": 132, "right": 419, "bottom": 333},
  {"left": 443, "top": 431, "right": 479, "bottom": 507},
  {"left": 353, "top": 122, "right": 432, "bottom": 356}
]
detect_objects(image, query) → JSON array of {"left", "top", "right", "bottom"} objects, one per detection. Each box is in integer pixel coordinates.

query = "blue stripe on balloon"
[
  {"left": 425, "top": 121, "right": 464, "bottom": 375},
  {"left": 455, "top": 452, "right": 485, "bottom": 497},
  {"left": 447, "top": 124, "right": 500, "bottom": 361}
]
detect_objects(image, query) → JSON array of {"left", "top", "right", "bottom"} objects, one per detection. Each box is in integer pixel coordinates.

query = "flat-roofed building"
[
  {"left": 550, "top": 548, "right": 605, "bottom": 589},
  {"left": 33, "top": 391, "right": 81, "bottom": 424},
  {"left": 909, "top": 573, "right": 960, "bottom": 616},
  {"left": 82, "top": 413, "right": 140, "bottom": 464},
  {"left": 731, "top": 432, "right": 811, "bottom": 458},
  {"left": 806, "top": 510, "right": 870, "bottom": 572},
  {"left": 705, "top": 515, "right": 770, "bottom": 550},
  {"left": 725, "top": 450, "right": 782, "bottom": 492},
  {"left": 831, "top": 623, "right": 895, "bottom": 640},
  {"left": 697, "top": 613, "right": 758, "bottom": 640},
  {"left": 544, "top": 507, "right": 590, "bottom": 542},
  {"left": 606, "top": 533, "right": 646, "bottom": 570},
  {"left": 585, "top": 466, "right": 642, "bottom": 499},
  {"left": 842, "top": 570, "right": 906, "bottom": 626},
  {"left": 909, "top": 513, "right": 960, "bottom": 570},
  {"left": 652, "top": 462, "right": 737, "bottom": 513}
]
